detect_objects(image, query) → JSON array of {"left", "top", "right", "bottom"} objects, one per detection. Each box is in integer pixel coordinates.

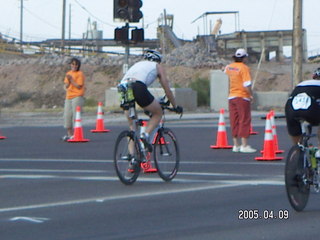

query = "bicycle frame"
[
  {"left": 299, "top": 122, "right": 315, "bottom": 184},
  {"left": 128, "top": 108, "right": 166, "bottom": 162},
  {"left": 114, "top": 97, "right": 181, "bottom": 184},
  {"left": 285, "top": 120, "right": 320, "bottom": 211}
]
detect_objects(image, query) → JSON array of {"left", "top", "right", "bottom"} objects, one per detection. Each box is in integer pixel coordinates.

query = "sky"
[{"left": 0, "top": 0, "right": 319, "bottom": 56}]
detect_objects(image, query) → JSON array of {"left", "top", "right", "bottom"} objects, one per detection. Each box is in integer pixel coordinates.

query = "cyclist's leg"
[
  {"left": 124, "top": 109, "right": 134, "bottom": 130},
  {"left": 143, "top": 99, "right": 162, "bottom": 135},
  {"left": 124, "top": 109, "right": 135, "bottom": 155},
  {"left": 132, "top": 81, "right": 162, "bottom": 137},
  {"left": 285, "top": 99, "right": 303, "bottom": 145}
]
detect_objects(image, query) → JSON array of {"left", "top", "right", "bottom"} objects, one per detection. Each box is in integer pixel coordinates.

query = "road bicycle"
[
  {"left": 285, "top": 120, "right": 320, "bottom": 211},
  {"left": 113, "top": 97, "right": 182, "bottom": 185}
]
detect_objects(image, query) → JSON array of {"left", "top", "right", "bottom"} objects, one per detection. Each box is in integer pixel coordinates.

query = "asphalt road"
[{"left": 0, "top": 118, "right": 320, "bottom": 240}]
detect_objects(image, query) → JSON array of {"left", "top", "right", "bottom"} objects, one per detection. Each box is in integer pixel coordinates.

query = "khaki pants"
[{"left": 64, "top": 96, "right": 85, "bottom": 129}]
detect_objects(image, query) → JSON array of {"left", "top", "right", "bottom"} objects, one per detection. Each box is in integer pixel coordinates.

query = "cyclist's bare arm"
[{"left": 157, "top": 64, "right": 177, "bottom": 108}]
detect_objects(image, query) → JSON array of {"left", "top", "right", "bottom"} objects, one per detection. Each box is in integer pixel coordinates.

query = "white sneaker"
[
  {"left": 240, "top": 145, "right": 257, "bottom": 153},
  {"left": 232, "top": 145, "right": 240, "bottom": 152}
]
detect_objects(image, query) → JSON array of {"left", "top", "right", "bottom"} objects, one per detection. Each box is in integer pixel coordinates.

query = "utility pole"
[
  {"left": 61, "top": 0, "right": 66, "bottom": 53},
  {"left": 124, "top": 22, "right": 129, "bottom": 73},
  {"left": 69, "top": 3, "right": 71, "bottom": 52},
  {"left": 292, "top": 0, "right": 303, "bottom": 88},
  {"left": 20, "top": 0, "right": 23, "bottom": 52}
]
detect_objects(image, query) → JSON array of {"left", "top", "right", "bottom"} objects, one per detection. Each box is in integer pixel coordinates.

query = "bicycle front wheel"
[
  {"left": 153, "top": 128, "right": 179, "bottom": 181},
  {"left": 285, "top": 145, "right": 310, "bottom": 211},
  {"left": 114, "top": 130, "right": 141, "bottom": 185}
]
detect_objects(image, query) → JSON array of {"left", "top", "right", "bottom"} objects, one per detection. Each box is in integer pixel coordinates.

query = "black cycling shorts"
[
  {"left": 285, "top": 90, "right": 320, "bottom": 136},
  {"left": 131, "top": 81, "right": 155, "bottom": 108}
]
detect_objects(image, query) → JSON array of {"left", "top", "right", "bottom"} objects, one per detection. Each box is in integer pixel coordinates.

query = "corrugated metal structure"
[{"left": 215, "top": 29, "right": 308, "bottom": 62}]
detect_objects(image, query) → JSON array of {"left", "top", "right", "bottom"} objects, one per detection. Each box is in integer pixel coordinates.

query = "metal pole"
[
  {"left": 292, "top": 0, "right": 303, "bottom": 88},
  {"left": 123, "top": 23, "right": 129, "bottom": 74},
  {"left": 61, "top": 0, "right": 66, "bottom": 53},
  {"left": 69, "top": 3, "right": 71, "bottom": 52},
  {"left": 20, "top": 0, "right": 23, "bottom": 52}
]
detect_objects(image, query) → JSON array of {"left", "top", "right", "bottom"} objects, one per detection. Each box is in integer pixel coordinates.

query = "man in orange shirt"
[
  {"left": 62, "top": 58, "right": 85, "bottom": 141},
  {"left": 224, "top": 48, "right": 256, "bottom": 153}
]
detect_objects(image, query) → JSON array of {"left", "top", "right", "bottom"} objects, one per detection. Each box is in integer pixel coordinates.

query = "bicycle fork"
[
  {"left": 301, "top": 146, "right": 320, "bottom": 192},
  {"left": 313, "top": 161, "right": 320, "bottom": 192}
]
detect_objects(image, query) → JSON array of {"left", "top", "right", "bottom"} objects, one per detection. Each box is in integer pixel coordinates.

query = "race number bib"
[{"left": 292, "top": 92, "right": 311, "bottom": 110}]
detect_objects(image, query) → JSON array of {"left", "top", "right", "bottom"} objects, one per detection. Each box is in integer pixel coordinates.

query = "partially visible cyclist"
[
  {"left": 118, "top": 49, "right": 183, "bottom": 151},
  {"left": 285, "top": 68, "right": 320, "bottom": 156}
]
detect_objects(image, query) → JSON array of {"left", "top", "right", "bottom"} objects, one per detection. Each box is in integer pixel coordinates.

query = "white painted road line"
[
  {"left": 0, "top": 158, "right": 285, "bottom": 166},
  {"left": 0, "top": 168, "right": 105, "bottom": 173},
  {"left": 10, "top": 216, "right": 50, "bottom": 223},
  {"left": 0, "top": 179, "right": 283, "bottom": 213}
]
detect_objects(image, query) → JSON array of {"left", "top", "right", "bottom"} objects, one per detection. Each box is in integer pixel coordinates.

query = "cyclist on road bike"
[
  {"left": 285, "top": 68, "right": 320, "bottom": 155},
  {"left": 119, "top": 49, "right": 183, "bottom": 151}
]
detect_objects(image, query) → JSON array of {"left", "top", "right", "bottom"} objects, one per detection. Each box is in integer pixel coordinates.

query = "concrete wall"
[
  {"left": 210, "top": 70, "right": 290, "bottom": 111},
  {"left": 105, "top": 87, "right": 197, "bottom": 111},
  {"left": 252, "top": 91, "right": 290, "bottom": 111},
  {"left": 210, "top": 70, "right": 229, "bottom": 111}
]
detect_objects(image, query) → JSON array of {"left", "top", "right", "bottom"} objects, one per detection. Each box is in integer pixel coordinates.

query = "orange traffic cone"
[
  {"left": 0, "top": 130, "right": 7, "bottom": 140},
  {"left": 269, "top": 110, "right": 284, "bottom": 154},
  {"left": 68, "top": 106, "right": 90, "bottom": 143},
  {"left": 210, "top": 108, "right": 232, "bottom": 149},
  {"left": 255, "top": 112, "right": 283, "bottom": 161},
  {"left": 91, "top": 102, "right": 110, "bottom": 133}
]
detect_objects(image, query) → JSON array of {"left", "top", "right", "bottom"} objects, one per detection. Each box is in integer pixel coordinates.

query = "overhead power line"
[
  {"left": 74, "top": 0, "right": 116, "bottom": 28},
  {"left": 24, "top": 7, "right": 60, "bottom": 30}
]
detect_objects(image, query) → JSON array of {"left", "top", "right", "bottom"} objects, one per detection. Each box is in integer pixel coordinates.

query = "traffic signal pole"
[
  {"left": 124, "top": 23, "right": 129, "bottom": 73},
  {"left": 113, "top": 0, "right": 144, "bottom": 73}
]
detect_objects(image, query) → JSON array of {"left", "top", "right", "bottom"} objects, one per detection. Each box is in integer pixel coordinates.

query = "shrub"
[
  {"left": 85, "top": 97, "right": 98, "bottom": 107},
  {"left": 188, "top": 77, "right": 210, "bottom": 106}
]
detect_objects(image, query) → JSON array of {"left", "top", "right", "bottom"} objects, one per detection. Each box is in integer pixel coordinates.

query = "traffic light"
[
  {"left": 113, "top": 0, "right": 129, "bottom": 20},
  {"left": 128, "top": 0, "right": 143, "bottom": 23},
  {"left": 113, "top": 0, "right": 143, "bottom": 23},
  {"left": 114, "top": 26, "right": 129, "bottom": 43},
  {"left": 131, "top": 28, "right": 144, "bottom": 42}
]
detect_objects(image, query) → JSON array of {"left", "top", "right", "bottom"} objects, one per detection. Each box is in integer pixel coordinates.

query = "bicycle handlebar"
[
  {"left": 143, "top": 96, "right": 183, "bottom": 118},
  {"left": 158, "top": 96, "right": 183, "bottom": 118}
]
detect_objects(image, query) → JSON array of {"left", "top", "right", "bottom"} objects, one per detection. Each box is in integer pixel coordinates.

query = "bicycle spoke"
[
  {"left": 114, "top": 131, "right": 141, "bottom": 185},
  {"left": 154, "top": 128, "right": 179, "bottom": 181},
  {"left": 285, "top": 145, "right": 310, "bottom": 211}
]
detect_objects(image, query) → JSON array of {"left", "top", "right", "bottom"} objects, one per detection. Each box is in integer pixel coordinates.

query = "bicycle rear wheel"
[
  {"left": 153, "top": 128, "right": 179, "bottom": 181},
  {"left": 285, "top": 145, "right": 310, "bottom": 211},
  {"left": 114, "top": 130, "right": 141, "bottom": 185}
]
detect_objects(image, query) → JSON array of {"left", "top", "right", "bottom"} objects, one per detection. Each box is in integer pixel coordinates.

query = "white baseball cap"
[{"left": 234, "top": 48, "right": 248, "bottom": 58}]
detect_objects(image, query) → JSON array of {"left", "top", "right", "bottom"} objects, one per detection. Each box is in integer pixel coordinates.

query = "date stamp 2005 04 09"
[{"left": 238, "top": 209, "right": 289, "bottom": 220}]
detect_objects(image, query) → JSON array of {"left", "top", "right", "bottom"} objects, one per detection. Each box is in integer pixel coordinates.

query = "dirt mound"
[
  {"left": 0, "top": 54, "right": 215, "bottom": 110},
  {"left": 0, "top": 52, "right": 318, "bottom": 110}
]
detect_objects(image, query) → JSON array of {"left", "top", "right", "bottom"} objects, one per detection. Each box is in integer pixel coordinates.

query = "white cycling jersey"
[
  {"left": 297, "top": 79, "right": 320, "bottom": 87},
  {"left": 121, "top": 61, "right": 158, "bottom": 87}
]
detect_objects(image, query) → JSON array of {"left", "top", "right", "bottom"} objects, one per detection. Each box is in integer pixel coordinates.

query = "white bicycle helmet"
[
  {"left": 144, "top": 49, "right": 162, "bottom": 63},
  {"left": 313, "top": 68, "right": 320, "bottom": 80}
]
